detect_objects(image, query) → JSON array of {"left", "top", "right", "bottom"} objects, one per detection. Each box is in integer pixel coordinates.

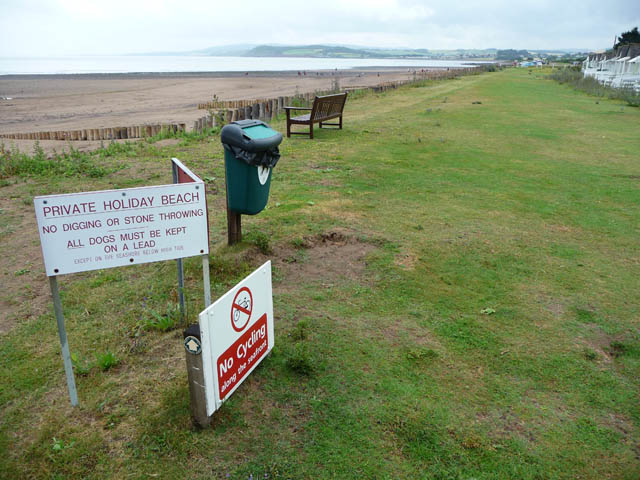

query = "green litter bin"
[{"left": 221, "top": 120, "right": 283, "bottom": 215}]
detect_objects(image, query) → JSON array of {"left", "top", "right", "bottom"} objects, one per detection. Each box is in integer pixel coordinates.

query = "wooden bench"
[{"left": 284, "top": 92, "right": 347, "bottom": 139}]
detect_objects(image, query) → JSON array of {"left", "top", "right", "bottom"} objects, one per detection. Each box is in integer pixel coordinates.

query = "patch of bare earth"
[
  {"left": 394, "top": 250, "right": 418, "bottom": 270},
  {"left": 376, "top": 320, "right": 443, "bottom": 351},
  {"left": 575, "top": 322, "right": 635, "bottom": 364},
  {"left": 477, "top": 407, "right": 537, "bottom": 444},
  {"left": 525, "top": 287, "right": 569, "bottom": 328},
  {"left": 268, "top": 228, "right": 375, "bottom": 292},
  {"left": 603, "top": 412, "right": 638, "bottom": 458}
]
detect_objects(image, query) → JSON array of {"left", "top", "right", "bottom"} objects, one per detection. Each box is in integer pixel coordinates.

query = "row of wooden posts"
[
  {"left": 193, "top": 96, "right": 286, "bottom": 132},
  {"left": 190, "top": 83, "right": 386, "bottom": 132},
  {"left": 1, "top": 66, "right": 487, "bottom": 140},
  {"left": 0, "top": 123, "right": 186, "bottom": 142},
  {"left": 192, "top": 67, "right": 484, "bottom": 133},
  {"left": 196, "top": 67, "right": 482, "bottom": 110}
]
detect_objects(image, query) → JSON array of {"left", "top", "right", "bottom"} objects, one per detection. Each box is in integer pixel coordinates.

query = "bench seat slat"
[{"left": 291, "top": 113, "right": 311, "bottom": 122}]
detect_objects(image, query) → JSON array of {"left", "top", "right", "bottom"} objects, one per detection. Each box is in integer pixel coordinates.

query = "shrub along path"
[{"left": 0, "top": 68, "right": 638, "bottom": 479}]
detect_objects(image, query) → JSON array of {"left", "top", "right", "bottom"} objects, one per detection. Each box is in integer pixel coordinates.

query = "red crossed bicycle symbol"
[{"left": 231, "top": 287, "right": 253, "bottom": 332}]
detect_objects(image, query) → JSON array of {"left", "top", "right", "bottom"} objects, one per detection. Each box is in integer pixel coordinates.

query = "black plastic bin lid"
[
  {"left": 221, "top": 120, "right": 283, "bottom": 168},
  {"left": 221, "top": 120, "right": 283, "bottom": 153}
]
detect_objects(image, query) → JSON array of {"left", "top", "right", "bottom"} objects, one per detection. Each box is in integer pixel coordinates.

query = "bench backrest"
[{"left": 311, "top": 93, "right": 348, "bottom": 122}]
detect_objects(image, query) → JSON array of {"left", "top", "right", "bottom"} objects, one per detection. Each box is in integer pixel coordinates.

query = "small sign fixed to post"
[
  {"left": 184, "top": 336, "right": 202, "bottom": 355},
  {"left": 199, "top": 261, "right": 274, "bottom": 415}
]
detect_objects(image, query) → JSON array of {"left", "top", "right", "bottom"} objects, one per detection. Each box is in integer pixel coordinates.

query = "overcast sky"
[{"left": 2, "top": 0, "right": 639, "bottom": 56}]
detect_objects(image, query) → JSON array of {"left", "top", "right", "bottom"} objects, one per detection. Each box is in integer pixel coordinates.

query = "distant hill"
[
  {"left": 244, "top": 45, "right": 430, "bottom": 59},
  {"left": 496, "top": 49, "right": 530, "bottom": 61},
  {"left": 242, "top": 45, "right": 504, "bottom": 59},
  {"left": 132, "top": 44, "right": 588, "bottom": 60},
  {"left": 195, "top": 44, "right": 257, "bottom": 56}
]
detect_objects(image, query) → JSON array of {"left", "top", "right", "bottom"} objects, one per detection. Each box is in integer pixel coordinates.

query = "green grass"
[{"left": 0, "top": 68, "right": 638, "bottom": 479}]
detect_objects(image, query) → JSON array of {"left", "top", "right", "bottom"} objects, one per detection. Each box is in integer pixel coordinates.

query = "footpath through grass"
[{"left": 1, "top": 68, "right": 639, "bottom": 479}]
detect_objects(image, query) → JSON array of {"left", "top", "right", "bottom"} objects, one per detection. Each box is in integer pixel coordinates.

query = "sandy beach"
[{"left": 0, "top": 68, "right": 418, "bottom": 153}]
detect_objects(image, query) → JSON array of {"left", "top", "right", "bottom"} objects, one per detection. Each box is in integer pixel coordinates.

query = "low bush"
[
  {"left": 245, "top": 230, "right": 273, "bottom": 255},
  {"left": 0, "top": 142, "right": 117, "bottom": 179},
  {"left": 145, "top": 303, "right": 181, "bottom": 332},
  {"left": 548, "top": 68, "right": 640, "bottom": 107},
  {"left": 285, "top": 343, "right": 314, "bottom": 376},
  {"left": 96, "top": 351, "right": 119, "bottom": 371}
]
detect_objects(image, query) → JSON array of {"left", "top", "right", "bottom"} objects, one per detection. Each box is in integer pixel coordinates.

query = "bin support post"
[
  {"left": 183, "top": 324, "right": 213, "bottom": 428},
  {"left": 227, "top": 207, "right": 242, "bottom": 245}
]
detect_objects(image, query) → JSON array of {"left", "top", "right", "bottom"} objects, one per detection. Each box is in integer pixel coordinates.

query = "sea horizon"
[{"left": 0, "top": 55, "right": 485, "bottom": 76}]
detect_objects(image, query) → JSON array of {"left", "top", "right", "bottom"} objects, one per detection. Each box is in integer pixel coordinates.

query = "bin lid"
[
  {"left": 221, "top": 119, "right": 283, "bottom": 153},
  {"left": 243, "top": 124, "right": 278, "bottom": 140}
]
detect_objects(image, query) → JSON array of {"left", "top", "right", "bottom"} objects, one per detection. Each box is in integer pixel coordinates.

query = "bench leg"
[
  {"left": 339, "top": 115, "right": 343, "bottom": 129},
  {"left": 309, "top": 123, "right": 314, "bottom": 139},
  {"left": 286, "top": 120, "right": 291, "bottom": 138}
]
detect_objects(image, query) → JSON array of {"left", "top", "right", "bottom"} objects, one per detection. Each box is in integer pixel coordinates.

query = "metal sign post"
[
  {"left": 172, "top": 161, "right": 187, "bottom": 320},
  {"left": 171, "top": 157, "right": 213, "bottom": 311},
  {"left": 49, "top": 276, "right": 78, "bottom": 406},
  {"left": 202, "top": 254, "right": 211, "bottom": 308},
  {"left": 176, "top": 260, "right": 186, "bottom": 320}
]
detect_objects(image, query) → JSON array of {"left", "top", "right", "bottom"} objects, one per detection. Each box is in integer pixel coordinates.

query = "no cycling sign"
[
  {"left": 199, "top": 261, "right": 274, "bottom": 415},
  {"left": 231, "top": 287, "right": 253, "bottom": 332}
]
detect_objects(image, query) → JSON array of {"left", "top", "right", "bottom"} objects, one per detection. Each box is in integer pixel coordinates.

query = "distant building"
[{"left": 582, "top": 44, "right": 640, "bottom": 91}]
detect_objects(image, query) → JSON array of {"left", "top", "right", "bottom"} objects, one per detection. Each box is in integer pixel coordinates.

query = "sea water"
[{"left": 0, "top": 55, "right": 481, "bottom": 75}]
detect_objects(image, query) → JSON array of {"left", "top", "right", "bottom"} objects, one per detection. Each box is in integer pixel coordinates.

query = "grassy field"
[{"left": 1, "top": 67, "right": 638, "bottom": 479}]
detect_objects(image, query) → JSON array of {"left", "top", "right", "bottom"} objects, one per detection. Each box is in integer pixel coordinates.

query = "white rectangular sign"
[
  {"left": 34, "top": 182, "right": 209, "bottom": 276},
  {"left": 199, "top": 261, "right": 274, "bottom": 415}
]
